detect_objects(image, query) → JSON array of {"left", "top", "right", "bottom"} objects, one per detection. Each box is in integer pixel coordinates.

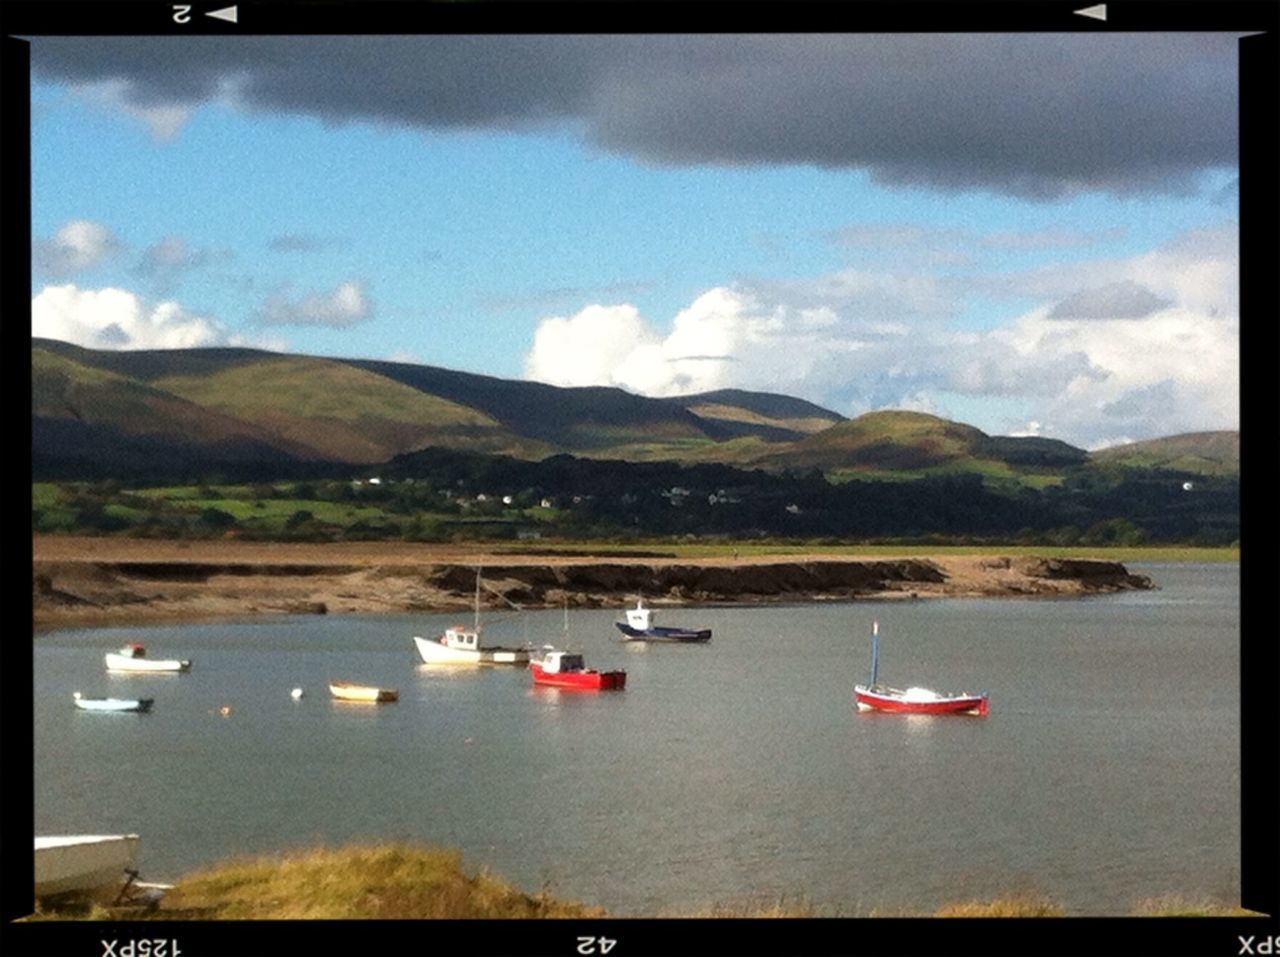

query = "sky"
[{"left": 26, "top": 33, "right": 1242, "bottom": 450}]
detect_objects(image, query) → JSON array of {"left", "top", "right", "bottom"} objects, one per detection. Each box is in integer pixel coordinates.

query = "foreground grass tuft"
[{"left": 931, "top": 892, "right": 1067, "bottom": 918}]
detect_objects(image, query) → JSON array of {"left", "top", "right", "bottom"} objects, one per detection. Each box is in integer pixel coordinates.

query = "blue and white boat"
[{"left": 614, "top": 599, "right": 711, "bottom": 642}]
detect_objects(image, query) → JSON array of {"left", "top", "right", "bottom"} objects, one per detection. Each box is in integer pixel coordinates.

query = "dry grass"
[
  {"left": 134, "top": 843, "right": 604, "bottom": 920},
  {"left": 25, "top": 844, "right": 1263, "bottom": 921},
  {"left": 931, "top": 892, "right": 1067, "bottom": 917}
]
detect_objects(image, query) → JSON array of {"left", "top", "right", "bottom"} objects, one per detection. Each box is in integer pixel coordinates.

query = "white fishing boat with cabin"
[
  {"left": 412, "top": 570, "right": 529, "bottom": 665},
  {"left": 105, "top": 642, "right": 191, "bottom": 673}
]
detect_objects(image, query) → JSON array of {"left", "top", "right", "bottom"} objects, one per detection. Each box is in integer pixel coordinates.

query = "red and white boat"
[
  {"left": 853, "top": 622, "right": 989, "bottom": 716},
  {"left": 854, "top": 683, "right": 989, "bottom": 715},
  {"left": 530, "top": 647, "right": 626, "bottom": 691}
]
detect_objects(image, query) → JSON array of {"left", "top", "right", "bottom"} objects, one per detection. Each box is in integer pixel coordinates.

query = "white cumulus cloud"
[
  {"left": 34, "top": 220, "right": 124, "bottom": 277},
  {"left": 523, "top": 304, "right": 660, "bottom": 389},
  {"left": 258, "top": 280, "right": 372, "bottom": 327},
  {"left": 32, "top": 284, "right": 226, "bottom": 350},
  {"left": 1000, "top": 304, "right": 1238, "bottom": 449},
  {"left": 524, "top": 289, "right": 858, "bottom": 398}
]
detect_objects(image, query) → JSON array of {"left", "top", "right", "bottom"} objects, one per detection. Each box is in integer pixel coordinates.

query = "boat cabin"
[
  {"left": 624, "top": 601, "right": 653, "bottom": 631},
  {"left": 900, "top": 686, "right": 946, "bottom": 702},
  {"left": 538, "top": 650, "right": 585, "bottom": 674},
  {"left": 119, "top": 642, "right": 147, "bottom": 659},
  {"left": 441, "top": 627, "right": 480, "bottom": 649}
]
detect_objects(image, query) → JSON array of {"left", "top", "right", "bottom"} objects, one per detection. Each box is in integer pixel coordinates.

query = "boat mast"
[
  {"left": 474, "top": 568, "right": 481, "bottom": 632},
  {"left": 870, "top": 620, "right": 880, "bottom": 686}
]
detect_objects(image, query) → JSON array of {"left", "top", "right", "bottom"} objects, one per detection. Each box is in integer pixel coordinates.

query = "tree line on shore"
[{"left": 33, "top": 445, "right": 1239, "bottom": 547}]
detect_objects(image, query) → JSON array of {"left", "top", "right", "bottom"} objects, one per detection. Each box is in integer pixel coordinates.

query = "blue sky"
[{"left": 28, "top": 34, "right": 1240, "bottom": 449}]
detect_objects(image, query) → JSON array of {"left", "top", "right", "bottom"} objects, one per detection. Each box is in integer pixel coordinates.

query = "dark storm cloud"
[
  {"left": 30, "top": 34, "right": 1237, "bottom": 198},
  {"left": 1049, "top": 281, "right": 1173, "bottom": 320}
]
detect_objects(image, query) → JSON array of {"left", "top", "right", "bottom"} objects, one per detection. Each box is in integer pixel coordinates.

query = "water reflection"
[
  {"left": 526, "top": 684, "right": 627, "bottom": 705},
  {"left": 413, "top": 662, "right": 510, "bottom": 680}
]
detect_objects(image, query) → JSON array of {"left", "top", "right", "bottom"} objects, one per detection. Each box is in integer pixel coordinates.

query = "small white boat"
[
  {"left": 413, "top": 629, "right": 530, "bottom": 665},
  {"left": 105, "top": 642, "right": 191, "bottom": 673},
  {"left": 35, "top": 834, "right": 140, "bottom": 903},
  {"left": 329, "top": 681, "right": 398, "bottom": 703},
  {"left": 73, "top": 692, "right": 153, "bottom": 713}
]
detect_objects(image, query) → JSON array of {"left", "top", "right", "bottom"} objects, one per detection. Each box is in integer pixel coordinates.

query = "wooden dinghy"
[{"left": 329, "top": 681, "right": 399, "bottom": 703}]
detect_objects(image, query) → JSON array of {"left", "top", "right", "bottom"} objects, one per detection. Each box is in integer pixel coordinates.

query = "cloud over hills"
[
  {"left": 32, "top": 284, "right": 225, "bottom": 350},
  {"left": 523, "top": 224, "right": 1238, "bottom": 450}
]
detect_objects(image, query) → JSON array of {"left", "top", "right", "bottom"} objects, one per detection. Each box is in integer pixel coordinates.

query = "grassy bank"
[
  {"left": 30, "top": 845, "right": 603, "bottom": 921},
  {"left": 24, "top": 844, "right": 1260, "bottom": 920}
]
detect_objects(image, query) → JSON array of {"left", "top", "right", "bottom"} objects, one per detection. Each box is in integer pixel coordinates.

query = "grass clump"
[
  {"left": 150, "top": 843, "right": 604, "bottom": 920},
  {"left": 932, "top": 892, "right": 1067, "bottom": 918}
]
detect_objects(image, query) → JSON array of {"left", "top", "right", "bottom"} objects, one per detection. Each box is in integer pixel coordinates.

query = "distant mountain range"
[{"left": 31, "top": 338, "right": 1238, "bottom": 483}]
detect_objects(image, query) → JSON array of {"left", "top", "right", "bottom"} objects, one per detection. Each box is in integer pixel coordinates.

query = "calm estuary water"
[{"left": 32, "top": 562, "right": 1239, "bottom": 916}]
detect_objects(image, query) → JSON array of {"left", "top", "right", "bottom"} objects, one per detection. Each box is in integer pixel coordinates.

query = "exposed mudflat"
[{"left": 32, "top": 536, "right": 1154, "bottom": 630}]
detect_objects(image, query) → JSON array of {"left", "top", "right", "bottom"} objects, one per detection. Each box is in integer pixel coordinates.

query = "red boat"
[
  {"left": 530, "top": 648, "right": 626, "bottom": 691},
  {"left": 853, "top": 622, "right": 989, "bottom": 716},
  {"left": 853, "top": 684, "right": 989, "bottom": 716}
]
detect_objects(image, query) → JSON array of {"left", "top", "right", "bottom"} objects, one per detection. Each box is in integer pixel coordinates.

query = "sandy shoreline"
[{"left": 32, "top": 536, "right": 1155, "bottom": 630}]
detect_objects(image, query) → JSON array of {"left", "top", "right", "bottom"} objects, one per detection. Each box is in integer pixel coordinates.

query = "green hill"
[
  {"left": 32, "top": 339, "right": 845, "bottom": 474},
  {"left": 762, "top": 410, "right": 984, "bottom": 470},
  {"left": 33, "top": 348, "right": 316, "bottom": 472},
  {"left": 153, "top": 355, "right": 545, "bottom": 464},
  {"left": 1089, "top": 432, "right": 1240, "bottom": 476},
  {"left": 664, "top": 388, "right": 844, "bottom": 441},
  {"left": 30, "top": 339, "right": 1232, "bottom": 496},
  {"left": 346, "top": 358, "right": 726, "bottom": 449},
  {"left": 32, "top": 342, "right": 548, "bottom": 467},
  {"left": 749, "top": 410, "right": 1089, "bottom": 485}
]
